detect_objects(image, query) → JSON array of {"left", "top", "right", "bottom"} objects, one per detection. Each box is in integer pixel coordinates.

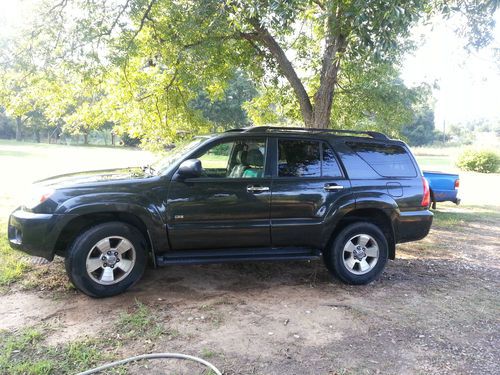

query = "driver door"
[{"left": 166, "top": 137, "right": 271, "bottom": 250}]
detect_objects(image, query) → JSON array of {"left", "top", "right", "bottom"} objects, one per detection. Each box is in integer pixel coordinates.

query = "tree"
[
  {"left": 3, "top": 0, "right": 496, "bottom": 148},
  {"left": 401, "top": 107, "right": 440, "bottom": 146},
  {"left": 191, "top": 72, "right": 257, "bottom": 131},
  {"left": 0, "top": 107, "right": 16, "bottom": 139}
]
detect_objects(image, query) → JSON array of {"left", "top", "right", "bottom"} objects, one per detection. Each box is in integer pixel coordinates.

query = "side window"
[
  {"left": 197, "top": 141, "right": 234, "bottom": 178},
  {"left": 278, "top": 140, "right": 321, "bottom": 177},
  {"left": 196, "top": 138, "right": 266, "bottom": 178},
  {"left": 277, "top": 140, "right": 344, "bottom": 178},
  {"left": 322, "top": 143, "right": 343, "bottom": 178},
  {"left": 346, "top": 142, "right": 416, "bottom": 177}
]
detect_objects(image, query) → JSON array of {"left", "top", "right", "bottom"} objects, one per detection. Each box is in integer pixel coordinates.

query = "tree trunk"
[
  {"left": 16, "top": 117, "right": 22, "bottom": 141},
  {"left": 35, "top": 129, "right": 41, "bottom": 143},
  {"left": 312, "top": 59, "right": 340, "bottom": 129},
  {"left": 246, "top": 19, "right": 314, "bottom": 127},
  {"left": 84, "top": 133, "right": 89, "bottom": 144}
]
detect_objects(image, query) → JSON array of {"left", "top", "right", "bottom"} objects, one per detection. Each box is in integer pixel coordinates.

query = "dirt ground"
[{"left": 1, "top": 205, "right": 499, "bottom": 375}]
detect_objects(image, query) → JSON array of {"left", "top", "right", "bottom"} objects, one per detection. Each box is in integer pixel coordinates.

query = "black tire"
[
  {"left": 324, "top": 222, "right": 388, "bottom": 285},
  {"left": 430, "top": 189, "right": 437, "bottom": 209},
  {"left": 65, "top": 222, "right": 148, "bottom": 298}
]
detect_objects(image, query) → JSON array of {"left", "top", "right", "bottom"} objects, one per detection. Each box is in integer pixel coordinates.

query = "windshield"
[{"left": 151, "top": 137, "right": 208, "bottom": 175}]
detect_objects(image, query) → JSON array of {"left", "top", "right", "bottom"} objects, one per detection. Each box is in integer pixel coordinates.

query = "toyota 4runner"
[{"left": 8, "top": 126, "right": 433, "bottom": 297}]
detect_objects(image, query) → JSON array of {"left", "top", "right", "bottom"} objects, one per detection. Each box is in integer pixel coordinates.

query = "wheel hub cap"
[
  {"left": 86, "top": 236, "right": 136, "bottom": 285},
  {"left": 342, "top": 234, "right": 380, "bottom": 275},
  {"left": 353, "top": 246, "right": 366, "bottom": 260},
  {"left": 105, "top": 254, "right": 118, "bottom": 266}
]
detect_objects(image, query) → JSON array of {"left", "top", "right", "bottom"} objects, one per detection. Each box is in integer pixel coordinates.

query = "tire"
[
  {"left": 324, "top": 222, "right": 388, "bottom": 285},
  {"left": 65, "top": 222, "right": 148, "bottom": 298},
  {"left": 430, "top": 189, "right": 437, "bottom": 209}
]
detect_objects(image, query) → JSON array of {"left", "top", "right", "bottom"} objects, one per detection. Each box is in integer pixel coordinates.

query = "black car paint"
[{"left": 8, "top": 131, "right": 433, "bottom": 263}]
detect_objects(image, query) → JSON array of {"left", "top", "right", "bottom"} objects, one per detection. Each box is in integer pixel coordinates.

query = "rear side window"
[
  {"left": 278, "top": 139, "right": 343, "bottom": 178},
  {"left": 347, "top": 142, "right": 416, "bottom": 177}
]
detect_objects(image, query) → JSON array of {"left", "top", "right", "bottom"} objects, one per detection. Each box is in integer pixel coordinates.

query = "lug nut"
[
  {"left": 114, "top": 252, "right": 118, "bottom": 256},
  {"left": 103, "top": 263, "right": 107, "bottom": 267},
  {"left": 116, "top": 259, "right": 120, "bottom": 262},
  {"left": 101, "top": 256, "right": 106, "bottom": 261},
  {"left": 107, "top": 251, "right": 111, "bottom": 255},
  {"left": 110, "top": 265, "right": 114, "bottom": 268}
]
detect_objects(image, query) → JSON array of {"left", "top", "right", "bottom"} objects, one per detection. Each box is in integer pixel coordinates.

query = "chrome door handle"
[
  {"left": 247, "top": 185, "right": 270, "bottom": 193},
  {"left": 324, "top": 184, "right": 344, "bottom": 191}
]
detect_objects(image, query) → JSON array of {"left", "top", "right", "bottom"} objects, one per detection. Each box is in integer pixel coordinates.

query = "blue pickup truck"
[{"left": 423, "top": 171, "right": 460, "bottom": 209}]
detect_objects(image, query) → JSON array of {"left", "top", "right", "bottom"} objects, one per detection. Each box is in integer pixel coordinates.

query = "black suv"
[{"left": 8, "top": 127, "right": 433, "bottom": 297}]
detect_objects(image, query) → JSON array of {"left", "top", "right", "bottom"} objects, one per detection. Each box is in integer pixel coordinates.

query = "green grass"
[
  {"left": 199, "top": 153, "right": 229, "bottom": 169},
  {"left": 0, "top": 302, "right": 170, "bottom": 374},
  {"left": 432, "top": 205, "right": 500, "bottom": 228},
  {"left": 0, "top": 225, "right": 31, "bottom": 288},
  {"left": 118, "top": 300, "right": 165, "bottom": 340},
  {"left": 0, "top": 326, "right": 108, "bottom": 375},
  {"left": 0, "top": 301, "right": 175, "bottom": 374}
]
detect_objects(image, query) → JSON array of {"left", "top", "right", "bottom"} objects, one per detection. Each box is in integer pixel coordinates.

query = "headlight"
[{"left": 23, "top": 187, "right": 55, "bottom": 209}]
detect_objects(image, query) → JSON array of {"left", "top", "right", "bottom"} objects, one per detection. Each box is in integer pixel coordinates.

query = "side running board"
[{"left": 155, "top": 247, "right": 321, "bottom": 266}]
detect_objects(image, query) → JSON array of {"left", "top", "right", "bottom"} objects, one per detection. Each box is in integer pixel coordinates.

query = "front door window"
[{"left": 196, "top": 139, "right": 267, "bottom": 178}]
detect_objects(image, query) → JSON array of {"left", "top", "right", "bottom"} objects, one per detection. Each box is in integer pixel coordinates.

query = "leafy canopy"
[{"left": 0, "top": 0, "right": 497, "bottom": 146}]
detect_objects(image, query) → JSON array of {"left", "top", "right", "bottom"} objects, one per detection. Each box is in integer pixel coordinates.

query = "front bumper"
[
  {"left": 395, "top": 209, "right": 433, "bottom": 243},
  {"left": 7, "top": 209, "right": 70, "bottom": 260}
]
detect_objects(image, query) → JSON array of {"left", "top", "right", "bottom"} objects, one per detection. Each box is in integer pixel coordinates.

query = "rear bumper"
[
  {"left": 395, "top": 209, "right": 433, "bottom": 243},
  {"left": 8, "top": 209, "right": 73, "bottom": 260},
  {"left": 432, "top": 189, "right": 459, "bottom": 204}
]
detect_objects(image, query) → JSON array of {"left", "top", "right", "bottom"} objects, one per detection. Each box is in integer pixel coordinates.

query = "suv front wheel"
[
  {"left": 65, "top": 222, "right": 148, "bottom": 298},
  {"left": 325, "top": 222, "right": 388, "bottom": 285}
]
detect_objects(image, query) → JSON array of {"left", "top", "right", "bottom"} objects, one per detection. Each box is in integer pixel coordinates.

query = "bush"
[{"left": 456, "top": 149, "right": 499, "bottom": 173}]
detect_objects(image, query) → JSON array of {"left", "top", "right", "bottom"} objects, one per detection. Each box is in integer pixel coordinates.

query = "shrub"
[{"left": 456, "top": 149, "right": 499, "bottom": 173}]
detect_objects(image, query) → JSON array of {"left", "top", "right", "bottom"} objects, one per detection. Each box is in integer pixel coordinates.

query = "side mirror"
[{"left": 177, "top": 159, "right": 202, "bottom": 178}]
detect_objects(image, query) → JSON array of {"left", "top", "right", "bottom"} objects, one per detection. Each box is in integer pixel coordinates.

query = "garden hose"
[{"left": 76, "top": 352, "right": 222, "bottom": 375}]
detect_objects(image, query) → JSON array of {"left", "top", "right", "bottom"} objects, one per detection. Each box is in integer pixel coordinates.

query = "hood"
[{"left": 34, "top": 167, "right": 150, "bottom": 189}]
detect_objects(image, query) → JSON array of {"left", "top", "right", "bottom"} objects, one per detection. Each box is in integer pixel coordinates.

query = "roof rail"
[{"left": 233, "top": 126, "right": 389, "bottom": 140}]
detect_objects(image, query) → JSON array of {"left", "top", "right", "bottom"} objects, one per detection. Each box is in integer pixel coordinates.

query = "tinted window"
[
  {"left": 347, "top": 142, "right": 416, "bottom": 177},
  {"left": 279, "top": 140, "right": 321, "bottom": 177},
  {"left": 322, "top": 143, "right": 343, "bottom": 178},
  {"left": 278, "top": 140, "right": 343, "bottom": 178}
]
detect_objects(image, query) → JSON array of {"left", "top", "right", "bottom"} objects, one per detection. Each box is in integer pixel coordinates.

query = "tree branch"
[
  {"left": 129, "top": 0, "right": 157, "bottom": 45},
  {"left": 247, "top": 18, "right": 314, "bottom": 126}
]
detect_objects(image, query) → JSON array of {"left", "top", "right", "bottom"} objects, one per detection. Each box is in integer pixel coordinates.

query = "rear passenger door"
[{"left": 270, "top": 138, "right": 352, "bottom": 249}]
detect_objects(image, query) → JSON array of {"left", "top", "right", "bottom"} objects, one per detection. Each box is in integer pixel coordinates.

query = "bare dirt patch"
[{"left": 1, "top": 208, "right": 499, "bottom": 374}]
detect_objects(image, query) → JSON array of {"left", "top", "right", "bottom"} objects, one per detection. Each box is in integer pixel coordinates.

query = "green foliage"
[
  {"left": 448, "top": 124, "right": 475, "bottom": 145},
  {"left": 331, "top": 62, "right": 426, "bottom": 136},
  {"left": 0, "top": 0, "right": 496, "bottom": 145},
  {"left": 191, "top": 72, "right": 257, "bottom": 130},
  {"left": 0, "top": 108, "right": 15, "bottom": 139},
  {"left": 456, "top": 149, "right": 499, "bottom": 173},
  {"left": 401, "top": 106, "right": 440, "bottom": 146}
]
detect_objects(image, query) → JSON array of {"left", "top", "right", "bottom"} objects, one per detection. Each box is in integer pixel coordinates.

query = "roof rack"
[{"left": 225, "top": 126, "right": 389, "bottom": 140}]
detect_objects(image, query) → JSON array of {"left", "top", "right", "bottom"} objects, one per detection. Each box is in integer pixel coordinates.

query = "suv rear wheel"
[
  {"left": 325, "top": 222, "right": 388, "bottom": 285},
  {"left": 65, "top": 222, "right": 148, "bottom": 298}
]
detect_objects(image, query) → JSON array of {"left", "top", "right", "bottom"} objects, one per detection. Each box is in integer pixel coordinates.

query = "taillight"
[
  {"left": 454, "top": 179, "right": 460, "bottom": 189},
  {"left": 421, "top": 177, "right": 430, "bottom": 207}
]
